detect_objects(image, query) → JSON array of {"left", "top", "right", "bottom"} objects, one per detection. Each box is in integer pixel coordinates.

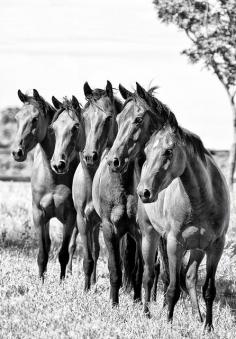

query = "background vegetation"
[{"left": 0, "top": 158, "right": 235, "bottom": 337}]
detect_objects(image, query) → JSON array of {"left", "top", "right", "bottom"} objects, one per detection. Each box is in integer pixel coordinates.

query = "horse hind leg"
[
  {"left": 130, "top": 229, "right": 143, "bottom": 303},
  {"left": 91, "top": 223, "right": 100, "bottom": 285},
  {"left": 67, "top": 225, "right": 79, "bottom": 274},
  {"left": 203, "top": 236, "right": 225, "bottom": 332},
  {"left": 184, "top": 249, "right": 205, "bottom": 322},
  {"left": 59, "top": 215, "right": 75, "bottom": 280},
  {"left": 151, "top": 252, "right": 160, "bottom": 302}
]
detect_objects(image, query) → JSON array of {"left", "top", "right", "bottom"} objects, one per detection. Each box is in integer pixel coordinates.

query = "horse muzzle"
[
  {"left": 12, "top": 148, "right": 26, "bottom": 162},
  {"left": 83, "top": 151, "right": 99, "bottom": 166},
  {"left": 106, "top": 155, "right": 127, "bottom": 172},
  {"left": 51, "top": 159, "right": 67, "bottom": 174},
  {"left": 137, "top": 185, "right": 154, "bottom": 203}
]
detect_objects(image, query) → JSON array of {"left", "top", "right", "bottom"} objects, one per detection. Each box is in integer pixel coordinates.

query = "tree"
[{"left": 153, "top": 0, "right": 236, "bottom": 186}]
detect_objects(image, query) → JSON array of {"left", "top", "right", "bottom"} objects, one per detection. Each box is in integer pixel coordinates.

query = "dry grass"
[{"left": 0, "top": 181, "right": 236, "bottom": 338}]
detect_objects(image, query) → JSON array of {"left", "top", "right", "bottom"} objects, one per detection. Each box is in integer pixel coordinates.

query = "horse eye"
[
  {"left": 48, "top": 125, "right": 54, "bottom": 134},
  {"left": 32, "top": 117, "right": 38, "bottom": 124},
  {"left": 134, "top": 117, "right": 143, "bottom": 124},
  {"left": 164, "top": 149, "right": 173, "bottom": 157},
  {"left": 72, "top": 123, "right": 79, "bottom": 132}
]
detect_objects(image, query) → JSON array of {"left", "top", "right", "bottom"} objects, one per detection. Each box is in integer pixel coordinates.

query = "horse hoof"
[
  {"left": 133, "top": 298, "right": 142, "bottom": 305},
  {"left": 112, "top": 301, "right": 119, "bottom": 308},
  {"left": 204, "top": 323, "right": 214, "bottom": 333},
  {"left": 144, "top": 306, "right": 151, "bottom": 318}
]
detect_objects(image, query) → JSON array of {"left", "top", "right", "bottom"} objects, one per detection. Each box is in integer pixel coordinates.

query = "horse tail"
[{"left": 120, "top": 233, "right": 143, "bottom": 293}]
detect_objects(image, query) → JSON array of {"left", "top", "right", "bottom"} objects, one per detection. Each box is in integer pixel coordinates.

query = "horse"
[
  {"left": 91, "top": 87, "right": 144, "bottom": 306},
  {"left": 12, "top": 90, "right": 81, "bottom": 280},
  {"left": 72, "top": 81, "right": 127, "bottom": 291},
  {"left": 50, "top": 81, "right": 125, "bottom": 291},
  {"left": 106, "top": 83, "right": 207, "bottom": 321},
  {"left": 134, "top": 90, "right": 229, "bottom": 330},
  {"left": 49, "top": 95, "right": 86, "bottom": 273}
]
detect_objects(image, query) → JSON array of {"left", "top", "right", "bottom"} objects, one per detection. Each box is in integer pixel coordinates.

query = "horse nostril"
[
  {"left": 143, "top": 189, "right": 151, "bottom": 199},
  {"left": 18, "top": 149, "right": 23, "bottom": 157},
  {"left": 57, "top": 160, "right": 66, "bottom": 171},
  {"left": 92, "top": 152, "right": 98, "bottom": 162},
  {"left": 12, "top": 149, "right": 23, "bottom": 158},
  {"left": 113, "top": 158, "right": 120, "bottom": 168}
]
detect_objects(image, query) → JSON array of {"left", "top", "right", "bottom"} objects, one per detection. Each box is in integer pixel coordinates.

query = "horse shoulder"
[
  {"left": 92, "top": 158, "right": 107, "bottom": 218},
  {"left": 72, "top": 163, "right": 93, "bottom": 211},
  {"left": 143, "top": 179, "right": 190, "bottom": 235}
]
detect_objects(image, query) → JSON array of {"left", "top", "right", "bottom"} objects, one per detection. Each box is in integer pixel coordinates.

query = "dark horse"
[
  {"left": 107, "top": 83, "right": 229, "bottom": 330},
  {"left": 72, "top": 81, "right": 125, "bottom": 291},
  {"left": 51, "top": 81, "right": 139, "bottom": 294},
  {"left": 91, "top": 86, "right": 144, "bottom": 305},
  {"left": 12, "top": 90, "right": 82, "bottom": 280}
]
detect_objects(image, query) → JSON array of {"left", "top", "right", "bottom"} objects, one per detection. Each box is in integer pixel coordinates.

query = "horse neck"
[
  {"left": 106, "top": 99, "right": 122, "bottom": 149},
  {"left": 40, "top": 131, "right": 55, "bottom": 160},
  {"left": 179, "top": 149, "right": 211, "bottom": 211},
  {"left": 120, "top": 154, "right": 146, "bottom": 195},
  {"left": 39, "top": 106, "right": 55, "bottom": 160}
]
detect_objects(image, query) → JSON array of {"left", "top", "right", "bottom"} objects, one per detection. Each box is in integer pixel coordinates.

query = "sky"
[{"left": 0, "top": 0, "right": 232, "bottom": 149}]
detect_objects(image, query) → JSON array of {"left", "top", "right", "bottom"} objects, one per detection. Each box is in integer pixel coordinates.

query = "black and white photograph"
[{"left": 0, "top": 0, "right": 236, "bottom": 338}]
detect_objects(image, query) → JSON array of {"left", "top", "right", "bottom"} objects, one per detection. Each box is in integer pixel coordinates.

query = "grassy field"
[{"left": 0, "top": 178, "right": 236, "bottom": 338}]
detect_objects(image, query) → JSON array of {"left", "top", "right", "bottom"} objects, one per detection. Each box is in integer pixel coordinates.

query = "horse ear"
[
  {"left": 72, "top": 95, "right": 81, "bottom": 112},
  {"left": 136, "top": 82, "right": 147, "bottom": 101},
  {"left": 106, "top": 80, "right": 113, "bottom": 101},
  {"left": 83, "top": 82, "right": 93, "bottom": 98},
  {"left": 33, "top": 89, "right": 41, "bottom": 102},
  {"left": 119, "top": 84, "right": 132, "bottom": 100},
  {"left": 52, "top": 96, "right": 62, "bottom": 109},
  {"left": 18, "top": 89, "right": 27, "bottom": 103}
]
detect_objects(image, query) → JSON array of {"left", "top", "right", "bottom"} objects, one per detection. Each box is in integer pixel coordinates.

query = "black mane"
[
  {"left": 146, "top": 91, "right": 210, "bottom": 164},
  {"left": 25, "top": 95, "right": 55, "bottom": 121},
  {"left": 124, "top": 88, "right": 210, "bottom": 164},
  {"left": 84, "top": 88, "right": 123, "bottom": 114},
  {"left": 51, "top": 97, "right": 82, "bottom": 124}
]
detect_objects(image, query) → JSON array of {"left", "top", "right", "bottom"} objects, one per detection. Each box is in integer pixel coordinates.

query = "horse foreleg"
[
  {"left": 67, "top": 225, "right": 79, "bottom": 274},
  {"left": 77, "top": 211, "right": 94, "bottom": 291},
  {"left": 185, "top": 249, "right": 204, "bottom": 322},
  {"left": 142, "top": 228, "right": 159, "bottom": 317},
  {"left": 33, "top": 206, "right": 51, "bottom": 282},
  {"left": 91, "top": 223, "right": 100, "bottom": 285},
  {"left": 128, "top": 226, "right": 143, "bottom": 303},
  {"left": 152, "top": 252, "right": 160, "bottom": 302},
  {"left": 166, "top": 233, "right": 184, "bottom": 322},
  {"left": 203, "top": 236, "right": 225, "bottom": 332},
  {"left": 59, "top": 215, "right": 75, "bottom": 280},
  {"left": 103, "top": 219, "right": 122, "bottom": 306}
]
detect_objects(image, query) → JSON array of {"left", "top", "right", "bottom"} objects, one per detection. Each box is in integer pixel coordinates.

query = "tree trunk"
[{"left": 228, "top": 98, "right": 236, "bottom": 188}]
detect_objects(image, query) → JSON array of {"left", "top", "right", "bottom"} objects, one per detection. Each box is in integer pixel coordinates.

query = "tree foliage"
[{"left": 153, "top": 0, "right": 236, "bottom": 102}]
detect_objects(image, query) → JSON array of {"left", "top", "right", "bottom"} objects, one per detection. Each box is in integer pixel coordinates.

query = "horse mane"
[
  {"left": 84, "top": 88, "right": 123, "bottom": 114},
  {"left": 26, "top": 95, "right": 55, "bottom": 120},
  {"left": 124, "top": 87, "right": 209, "bottom": 164},
  {"left": 145, "top": 91, "right": 210, "bottom": 164},
  {"left": 51, "top": 97, "right": 82, "bottom": 124},
  {"left": 113, "top": 96, "right": 123, "bottom": 114}
]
